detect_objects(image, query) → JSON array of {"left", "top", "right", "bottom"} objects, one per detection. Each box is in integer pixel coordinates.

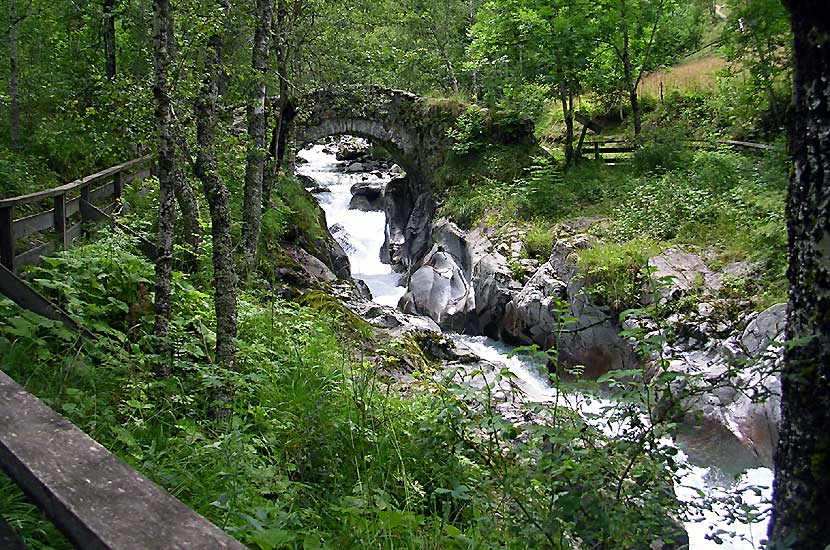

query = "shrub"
[
  {"left": 523, "top": 225, "right": 554, "bottom": 260},
  {"left": 577, "top": 239, "right": 657, "bottom": 310},
  {"left": 632, "top": 123, "right": 692, "bottom": 174}
]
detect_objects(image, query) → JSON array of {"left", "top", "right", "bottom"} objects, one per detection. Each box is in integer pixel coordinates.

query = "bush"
[
  {"left": 523, "top": 225, "right": 554, "bottom": 260},
  {"left": 577, "top": 239, "right": 657, "bottom": 311},
  {"left": 632, "top": 123, "right": 691, "bottom": 174}
]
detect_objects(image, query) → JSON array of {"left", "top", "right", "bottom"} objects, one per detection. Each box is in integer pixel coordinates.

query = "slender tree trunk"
[
  {"left": 173, "top": 163, "right": 201, "bottom": 270},
  {"left": 151, "top": 0, "right": 176, "bottom": 365},
  {"left": 561, "top": 91, "right": 574, "bottom": 165},
  {"left": 769, "top": 2, "right": 830, "bottom": 548},
  {"left": 103, "top": 0, "right": 116, "bottom": 79},
  {"left": 195, "top": 30, "right": 237, "bottom": 371},
  {"left": 241, "top": 0, "right": 272, "bottom": 272},
  {"left": 619, "top": 0, "right": 641, "bottom": 136},
  {"left": 8, "top": 0, "right": 20, "bottom": 150}
]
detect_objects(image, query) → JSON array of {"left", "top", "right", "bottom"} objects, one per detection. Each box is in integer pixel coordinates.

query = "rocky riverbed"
[{"left": 296, "top": 135, "right": 776, "bottom": 549}]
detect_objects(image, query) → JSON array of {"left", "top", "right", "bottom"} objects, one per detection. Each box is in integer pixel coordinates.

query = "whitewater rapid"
[{"left": 297, "top": 142, "right": 773, "bottom": 549}]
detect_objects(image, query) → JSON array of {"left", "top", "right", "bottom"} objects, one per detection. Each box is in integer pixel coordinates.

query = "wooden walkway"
[{"left": 0, "top": 158, "right": 246, "bottom": 548}]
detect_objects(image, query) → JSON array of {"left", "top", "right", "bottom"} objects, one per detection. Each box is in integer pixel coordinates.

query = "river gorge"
[{"left": 297, "top": 138, "right": 774, "bottom": 549}]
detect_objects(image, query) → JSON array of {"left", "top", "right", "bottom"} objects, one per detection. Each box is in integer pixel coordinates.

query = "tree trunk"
[
  {"left": 619, "top": 1, "right": 642, "bottom": 137},
  {"left": 241, "top": 0, "right": 272, "bottom": 272},
  {"left": 561, "top": 90, "right": 574, "bottom": 165},
  {"left": 174, "top": 164, "right": 201, "bottom": 271},
  {"left": 103, "top": 0, "right": 116, "bottom": 79},
  {"left": 195, "top": 30, "right": 237, "bottom": 371},
  {"left": 151, "top": 0, "right": 176, "bottom": 366},
  {"left": 8, "top": 0, "right": 20, "bottom": 150},
  {"left": 769, "top": 2, "right": 830, "bottom": 547}
]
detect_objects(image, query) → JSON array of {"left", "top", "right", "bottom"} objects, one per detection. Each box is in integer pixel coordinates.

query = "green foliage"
[
  {"left": 523, "top": 225, "right": 554, "bottom": 260},
  {"left": 633, "top": 122, "right": 692, "bottom": 174},
  {"left": 439, "top": 178, "right": 512, "bottom": 229},
  {"left": 577, "top": 239, "right": 656, "bottom": 310},
  {"left": 446, "top": 105, "right": 490, "bottom": 155}
]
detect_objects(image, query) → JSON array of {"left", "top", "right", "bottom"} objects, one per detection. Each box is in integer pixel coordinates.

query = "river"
[{"left": 297, "top": 142, "right": 773, "bottom": 549}]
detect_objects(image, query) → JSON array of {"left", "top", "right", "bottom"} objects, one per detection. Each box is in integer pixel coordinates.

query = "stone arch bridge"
[{"left": 288, "top": 85, "right": 535, "bottom": 271}]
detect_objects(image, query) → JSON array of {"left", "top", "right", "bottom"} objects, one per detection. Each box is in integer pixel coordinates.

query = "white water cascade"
[{"left": 298, "top": 142, "right": 773, "bottom": 549}]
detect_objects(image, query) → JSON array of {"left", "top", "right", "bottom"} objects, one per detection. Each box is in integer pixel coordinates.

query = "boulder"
[
  {"left": 345, "top": 162, "right": 365, "bottom": 173},
  {"left": 348, "top": 180, "right": 386, "bottom": 212},
  {"left": 646, "top": 247, "right": 713, "bottom": 303},
  {"left": 399, "top": 245, "right": 474, "bottom": 330},
  {"left": 403, "top": 194, "right": 435, "bottom": 271},
  {"left": 742, "top": 303, "right": 787, "bottom": 357},
  {"left": 335, "top": 136, "right": 370, "bottom": 161},
  {"left": 284, "top": 245, "right": 337, "bottom": 282},
  {"left": 381, "top": 176, "right": 413, "bottom": 269}
]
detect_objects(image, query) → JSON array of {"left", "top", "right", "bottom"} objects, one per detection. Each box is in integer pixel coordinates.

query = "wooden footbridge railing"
[{"left": 0, "top": 158, "right": 246, "bottom": 548}]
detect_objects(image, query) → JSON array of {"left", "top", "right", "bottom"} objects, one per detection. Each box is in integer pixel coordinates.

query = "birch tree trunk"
[
  {"left": 195, "top": 29, "right": 238, "bottom": 370},
  {"left": 8, "top": 0, "right": 20, "bottom": 150},
  {"left": 769, "top": 2, "right": 830, "bottom": 547},
  {"left": 241, "top": 0, "right": 272, "bottom": 271},
  {"left": 151, "top": 0, "right": 176, "bottom": 365},
  {"left": 103, "top": 0, "right": 116, "bottom": 79}
]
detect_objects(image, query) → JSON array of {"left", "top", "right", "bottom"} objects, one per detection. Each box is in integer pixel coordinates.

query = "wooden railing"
[
  {"left": 0, "top": 157, "right": 246, "bottom": 548},
  {"left": 581, "top": 138, "right": 781, "bottom": 163},
  {"left": 0, "top": 370, "right": 246, "bottom": 549},
  {"left": 0, "top": 156, "right": 152, "bottom": 273}
]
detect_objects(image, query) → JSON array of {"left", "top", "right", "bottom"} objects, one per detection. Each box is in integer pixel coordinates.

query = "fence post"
[
  {"left": 80, "top": 184, "right": 92, "bottom": 238},
  {"left": 594, "top": 142, "right": 599, "bottom": 161},
  {"left": 113, "top": 172, "right": 123, "bottom": 203},
  {"left": 54, "top": 194, "right": 68, "bottom": 249},
  {"left": 0, "top": 206, "right": 15, "bottom": 272}
]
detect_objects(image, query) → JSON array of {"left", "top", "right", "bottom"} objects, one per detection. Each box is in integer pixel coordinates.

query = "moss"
[{"left": 297, "top": 290, "right": 373, "bottom": 337}]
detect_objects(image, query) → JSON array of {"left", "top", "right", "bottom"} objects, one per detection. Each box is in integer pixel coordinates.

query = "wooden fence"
[
  {"left": 0, "top": 157, "right": 246, "bottom": 548},
  {"left": 581, "top": 138, "right": 780, "bottom": 164},
  {"left": 0, "top": 155, "right": 152, "bottom": 273}
]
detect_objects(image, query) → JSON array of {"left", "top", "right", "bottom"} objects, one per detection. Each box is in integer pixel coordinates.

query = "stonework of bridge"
[{"left": 292, "top": 86, "right": 463, "bottom": 196}]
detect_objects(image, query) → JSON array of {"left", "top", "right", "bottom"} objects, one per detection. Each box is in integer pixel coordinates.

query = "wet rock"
[
  {"left": 297, "top": 173, "right": 317, "bottom": 188},
  {"left": 381, "top": 176, "right": 413, "bottom": 270},
  {"left": 741, "top": 303, "right": 786, "bottom": 357},
  {"left": 399, "top": 245, "right": 474, "bottom": 330},
  {"left": 348, "top": 180, "right": 386, "bottom": 212},
  {"left": 335, "top": 136, "right": 370, "bottom": 161},
  {"left": 345, "top": 162, "right": 365, "bottom": 173}
]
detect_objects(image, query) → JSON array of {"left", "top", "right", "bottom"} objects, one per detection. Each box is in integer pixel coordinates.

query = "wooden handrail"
[
  {"left": 0, "top": 155, "right": 152, "bottom": 273},
  {"left": 0, "top": 156, "right": 151, "bottom": 209},
  {"left": 0, "top": 370, "right": 246, "bottom": 549}
]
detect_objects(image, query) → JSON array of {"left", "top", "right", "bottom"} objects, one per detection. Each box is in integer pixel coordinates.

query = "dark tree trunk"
[
  {"left": 195, "top": 30, "right": 237, "bottom": 371},
  {"left": 151, "top": 0, "right": 176, "bottom": 365},
  {"left": 241, "top": 0, "right": 272, "bottom": 272},
  {"left": 561, "top": 91, "right": 574, "bottom": 165},
  {"left": 103, "top": 0, "right": 116, "bottom": 79},
  {"left": 8, "top": 0, "right": 20, "bottom": 150},
  {"left": 174, "top": 164, "right": 201, "bottom": 271},
  {"left": 769, "top": 2, "right": 830, "bottom": 548}
]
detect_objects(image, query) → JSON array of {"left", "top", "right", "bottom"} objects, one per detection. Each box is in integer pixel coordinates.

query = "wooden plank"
[
  {"left": 13, "top": 210, "right": 54, "bottom": 240},
  {"left": 0, "top": 156, "right": 151, "bottom": 209},
  {"left": 66, "top": 197, "right": 80, "bottom": 218},
  {"left": 593, "top": 146, "right": 635, "bottom": 154},
  {"left": 89, "top": 182, "right": 115, "bottom": 204},
  {"left": 716, "top": 139, "right": 778, "bottom": 151},
  {"left": 54, "top": 195, "right": 68, "bottom": 249},
  {"left": 15, "top": 242, "right": 54, "bottom": 269},
  {"left": 66, "top": 222, "right": 83, "bottom": 245},
  {"left": 0, "top": 515, "right": 26, "bottom": 550},
  {"left": 0, "top": 264, "right": 90, "bottom": 337},
  {"left": 1, "top": 207, "right": 15, "bottom": 271},
  {"left": 574, "top": 112, "right": 603, "bottom": 134},
  {"left": 122, "top": 168, "right": 150, "bottom": 185},
  {"left": 0, "top": 370, "right": 247, "bottom": 550}
]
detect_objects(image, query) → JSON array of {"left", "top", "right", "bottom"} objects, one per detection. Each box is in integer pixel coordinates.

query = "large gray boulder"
[
  {"left": 503, "top": 235, "right": 640, "bottom": 378},
  {"left": 348, "top": 180, "right": 386, "bottom": 212},
  {"left": 399, "top": 245, "right": 474, "bottom": 330},
  {"left": 742, "top": 302, "right": 787, "bottom": 357}
]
